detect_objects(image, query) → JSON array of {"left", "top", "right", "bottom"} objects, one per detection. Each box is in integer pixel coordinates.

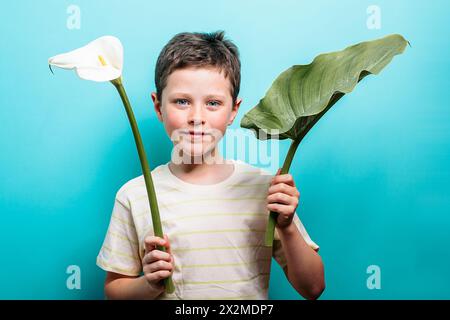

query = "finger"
[
  {"left": 163, "top": 235, "right": 175, "bottom": 265},
  {"left": 143, "top": 249, "right": 172, "bottom": 265},
  {"left": 164, "top": 234, "right": 172, "bottom": 255},
  {"left": 267, "top": 193, "right": 297, "bottom": 206},
  {"left": 145, "top": 270, "right": 172, "bottom": 283},
  {"left": 272, "top": 173, "right": 295, "bottom": 187},
  {"left": 144, "top": 260, "right": 174, "bottom": 274},
  {"left": 144, "top": 236, "right": 165, "bottom": 252},
  {"left": 268, "top": 183, "right": 300, "bottom": 198},
  {"left": 270, "top": 168, "right": 281, "bottom": 185},
  {"left": 267, "top": 203, "right": 296, "bottom": 215},
  {"left": 270, "top": 168, "right": 282, "bottom": 185},
  {"left": 144, "top": 236, "right": 166, "bottom": 253}
]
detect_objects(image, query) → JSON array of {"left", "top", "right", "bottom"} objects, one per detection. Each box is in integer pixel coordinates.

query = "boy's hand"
[
  {"left": 143, "top": 234, "right": 175, "bottom": 294},
  {"left": 267, "top": 168, "right": 300, "bottom": 229}
]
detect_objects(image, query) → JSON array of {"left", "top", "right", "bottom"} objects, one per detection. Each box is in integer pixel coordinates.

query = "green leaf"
[
  {"left": 241, "top": 34, "right": 408, "bottom": 247},
  {"left": 240, "top": 34, "right": 409, "bottom": 141}
]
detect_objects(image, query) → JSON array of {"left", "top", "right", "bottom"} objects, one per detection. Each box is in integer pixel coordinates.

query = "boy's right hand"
[{"left": 143, "top": 234, "right": 175, "bottom": 293}]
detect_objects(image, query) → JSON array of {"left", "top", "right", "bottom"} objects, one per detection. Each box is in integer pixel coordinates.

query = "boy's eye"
[
  {"left": 175, "top": 99, "right": 189, "bottom": 106},
  {"left": 207, "top": 100, "right": 221, "bottom": 107}
]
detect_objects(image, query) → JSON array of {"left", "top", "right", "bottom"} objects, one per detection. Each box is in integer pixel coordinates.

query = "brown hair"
[{"left": 155, "top": 31, "right": 241, "bottom": 103}]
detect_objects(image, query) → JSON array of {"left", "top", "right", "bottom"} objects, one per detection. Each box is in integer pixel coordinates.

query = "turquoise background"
[{"left": 1, "top": 0, "right": 449, "bottom": 299}]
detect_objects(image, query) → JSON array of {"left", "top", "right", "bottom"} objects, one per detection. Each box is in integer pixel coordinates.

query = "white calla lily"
[
  {"left": 48, "top": 35, "right": 123, "bottom": 82},
  {"left": 48, "top": 36, "right": 175, "bottom": 294}
]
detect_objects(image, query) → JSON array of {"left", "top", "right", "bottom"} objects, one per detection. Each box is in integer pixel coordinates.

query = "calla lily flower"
[
  {"left": 48, "top": 36, "right": 175, "bottom": 294},
  {"left": 48, "top": 35, "right": 123, "bottom": 82}
]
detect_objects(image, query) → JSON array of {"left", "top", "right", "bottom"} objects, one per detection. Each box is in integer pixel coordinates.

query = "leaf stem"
[{"left": 111, "top": 78, "right": 175, "bottom": 294}]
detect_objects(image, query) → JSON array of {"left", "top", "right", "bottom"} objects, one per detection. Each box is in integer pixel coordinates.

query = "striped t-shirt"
[{"left": 96, "top": 159, "right": 319, "bottom": 300}]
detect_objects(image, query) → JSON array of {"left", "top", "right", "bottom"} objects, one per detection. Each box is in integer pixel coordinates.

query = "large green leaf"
[
  {"left": 240, "top": 34, "right": 408, "bottom": 141},
  {"left": 241, "top": 34, "right": 408, "bottom": 248}
]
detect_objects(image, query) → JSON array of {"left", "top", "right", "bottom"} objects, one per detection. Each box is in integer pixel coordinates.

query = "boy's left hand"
[{"left": 267, "top": 168, "right": 300, "bottom": 229}]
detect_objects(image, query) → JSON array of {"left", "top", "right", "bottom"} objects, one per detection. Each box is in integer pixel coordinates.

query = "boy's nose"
[{"left": 188, "top": 106, "right": 206, "bottom": 126}]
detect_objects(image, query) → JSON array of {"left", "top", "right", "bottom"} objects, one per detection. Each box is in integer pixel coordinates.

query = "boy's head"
[{"left": 151, "top": 31, "right": 242, "bottom": 162}]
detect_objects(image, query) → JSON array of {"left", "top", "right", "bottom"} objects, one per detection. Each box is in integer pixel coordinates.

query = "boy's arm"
[
  {"left": 277, "top": 224, "right": 325, "bottom": 300},
  {"left": 267, "top": 170, "right": 325, "bottom": 300},
  {"left": 104, "top": 271, "right": 164, "bottom": 300}
]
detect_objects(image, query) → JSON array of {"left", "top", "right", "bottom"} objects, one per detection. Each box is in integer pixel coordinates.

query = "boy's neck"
[{"left": 168, "top": 149, "right": 234, "bottom": 185}]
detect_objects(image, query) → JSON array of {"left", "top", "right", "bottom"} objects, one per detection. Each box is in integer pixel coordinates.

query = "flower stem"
[
  {"left": 111, "top": 78, "right": 175, "bottom": 294},
  {"left": 264, "top": 136, "right": 301, "bottom": 247}
]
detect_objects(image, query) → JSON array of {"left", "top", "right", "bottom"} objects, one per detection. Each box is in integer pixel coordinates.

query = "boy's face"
[{"left": 152, "top": 66, "right": 242, "bottom": 162}]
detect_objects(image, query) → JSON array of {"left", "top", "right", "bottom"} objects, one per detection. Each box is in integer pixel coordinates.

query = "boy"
[{"left": 96, "top": 31, "right": 325, "bottom": 300}]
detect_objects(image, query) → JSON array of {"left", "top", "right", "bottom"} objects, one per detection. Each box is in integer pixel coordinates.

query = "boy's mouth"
[
  {"left": 177, "top": 130, "right": 207, "bottom": 143},
  {"left": 182, "top": 130, "right": 211, "bottom": 137}
]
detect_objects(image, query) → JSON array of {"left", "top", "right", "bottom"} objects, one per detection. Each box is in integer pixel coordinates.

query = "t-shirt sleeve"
[
  {"left": 96, "top": 193, "right": 142, "bottom": 276},
  {"left": 272, "top": 213, "right": 320, "bottom": 269}
]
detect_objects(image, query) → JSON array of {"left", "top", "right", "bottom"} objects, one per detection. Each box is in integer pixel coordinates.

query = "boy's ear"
[
  {"left": 228, "top": 97, "right": 242, "bottom": 126},
  {"left": 151, "top": 92, "right": 164, "bottom": 122}
]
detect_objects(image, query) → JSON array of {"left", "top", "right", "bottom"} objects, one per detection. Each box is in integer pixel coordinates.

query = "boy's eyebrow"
[
  {"left": 169, "top": 92, "right": 227, "bottom": 100},
  {"left": 168, "top": 92, "right": 191, "bottom": 98},
  {"left": 204, "top": 94, "right": 227, "bottom": 100}
]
